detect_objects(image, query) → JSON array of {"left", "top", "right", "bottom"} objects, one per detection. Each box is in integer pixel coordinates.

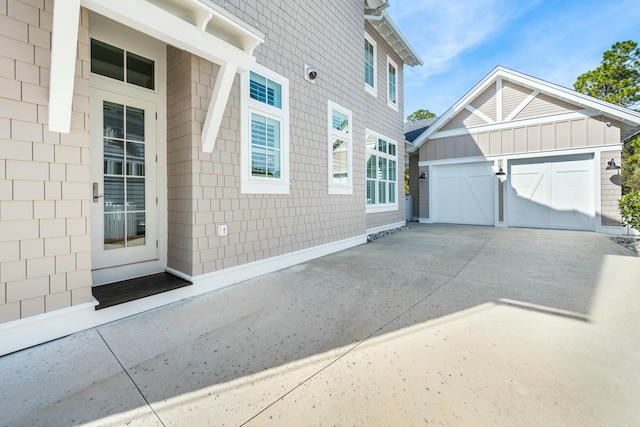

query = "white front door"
[
  {"left": 432, "top": 162, "right": 495, "bottom": 225},
  {"left": 90, "top": 88, "right": 158, "bottom": 282},
  {"left": 508, "top": 155, "right": 595, "bottom": 231}
]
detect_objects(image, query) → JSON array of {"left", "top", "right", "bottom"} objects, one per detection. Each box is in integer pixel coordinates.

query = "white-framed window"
[
  {"left": 240, "top": 65, "right": 290, "bottom": 194},
  {"left": 366, "top": 130, "right": 398, "bottom": 213},
  {"left": 387, "top": 56, "right": 398, "bottom": 110},
  {"left": 327, "top": 101, "right": 353, "bottom": 194},
  {"left": 364, "top": 33, "right": 377, "bottom": 96}
]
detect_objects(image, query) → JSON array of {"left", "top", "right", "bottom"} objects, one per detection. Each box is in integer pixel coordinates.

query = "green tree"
[
  {"left": 574, "top": 40, "right": 640, "bottom": 196},
  {"left": 622, "top": 137, "right": 640, "bottom": 193},
  {"left": 574, "top": 41, "right": 640, "bottom": 109},
  {"left": 406, "top": 108, "right": 436, "bottom": 122}
]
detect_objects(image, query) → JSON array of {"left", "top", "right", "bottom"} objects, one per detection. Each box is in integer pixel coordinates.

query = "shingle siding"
[
  {"left": 0, "top": 2, "right": 91, "bottom": 322},
  {"left": 0, "top": 0, "right": 408, "bottom": 325}
]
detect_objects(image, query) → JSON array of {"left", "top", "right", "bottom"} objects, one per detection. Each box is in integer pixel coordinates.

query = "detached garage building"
[{"left": 408, "top": 66, "right": 640, "bottom": 233}]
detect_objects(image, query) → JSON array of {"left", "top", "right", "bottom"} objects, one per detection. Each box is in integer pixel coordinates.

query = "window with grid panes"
[
  {"left": 241, "top": 67, "right": 290, "bottom": 194},
  {"left": 366, "top": 132, "right": 398, "bottom": 211}
]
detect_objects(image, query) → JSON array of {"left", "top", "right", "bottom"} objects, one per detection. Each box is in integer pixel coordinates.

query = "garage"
[
  {"left": 432, "top": 162, "right": 495, "bottom": 225},
  {"left": 508, "top": 155, "right": 595, "bottom": 231}
]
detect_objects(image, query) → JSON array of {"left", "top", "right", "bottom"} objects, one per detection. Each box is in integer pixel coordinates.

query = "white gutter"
[{"left": 364, "top": 11, "right": 423, "bottom": 66}]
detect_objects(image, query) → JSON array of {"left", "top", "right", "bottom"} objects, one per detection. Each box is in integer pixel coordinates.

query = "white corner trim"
[
  {"left": 464, "top": 104, "right": 495, "bottom": 125},
  {"left": 0, "top": 235, "right": 366, "bottom": 356},
  {"left": 48, "top": 0, "right": 81, "bottom": 133},
  {"left": 505, "top": 89, "right": 540, "bottom": 122},
  {"left": 202, "top": 62, "right": 237, "bottom": 153}
]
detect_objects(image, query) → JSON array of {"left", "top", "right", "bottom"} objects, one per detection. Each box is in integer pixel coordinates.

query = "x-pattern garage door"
[
  {"left": 508, "top": 156, "right": 595, "bottom": 231},
  {"left": 432, "top": 162, "right": 495, "bottom": 225}
]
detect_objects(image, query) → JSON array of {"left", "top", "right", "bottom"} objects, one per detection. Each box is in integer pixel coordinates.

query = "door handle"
[{"left": 92, "top": 182, "right": 104, "bottom": 203}]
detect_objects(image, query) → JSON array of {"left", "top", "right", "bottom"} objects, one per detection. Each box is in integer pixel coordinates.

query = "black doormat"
[{"left": 92, "top": 272, "right": 192, "bottom": 310}]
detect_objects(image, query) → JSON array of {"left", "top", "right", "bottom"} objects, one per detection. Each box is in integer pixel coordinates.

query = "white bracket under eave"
[
  {"left": 48, "top": 0, "right": 81, "bottom": 134},
  {"left": 202, "top": 63, "right": 238, "bottom": 153}
]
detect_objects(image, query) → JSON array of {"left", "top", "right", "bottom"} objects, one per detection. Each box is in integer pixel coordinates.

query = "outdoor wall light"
[
  {"left": 606, "top": 159, "right": 621, "bottom": 171},
  {"left": 495, "top": 166, "right": 506, "bottom": 177},
  {"left": 418, "top": 171, "right": 426, "bottom": 179},
  {"left": 304, "top": 65, "right": 318, "bottom": 83}
]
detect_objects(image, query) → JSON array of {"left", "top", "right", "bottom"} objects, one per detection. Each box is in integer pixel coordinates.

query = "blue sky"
[{"left": 389, "top": 0, "right": 640, "bottom": 119}]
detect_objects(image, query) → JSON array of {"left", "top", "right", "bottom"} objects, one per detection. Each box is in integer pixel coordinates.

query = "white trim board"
[
  {"left": 417, "top": 144, "right": 623, "bottom": 168},
  {"left": 0, "top": 234, "right": 366, "bottom": 356},
  {"left": 430, "top": 110, "right": 595, "bottom": 140}
]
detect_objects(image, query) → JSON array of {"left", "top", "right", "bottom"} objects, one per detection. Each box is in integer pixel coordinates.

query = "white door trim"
[{"left": 89, "top": 17, "right": 167, "bottom": 285}]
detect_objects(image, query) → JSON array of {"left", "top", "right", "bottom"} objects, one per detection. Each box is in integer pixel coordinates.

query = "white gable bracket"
[
  {"left": 496, "top": 78, "right": 503, "bottom": 122},
  {"left": 506, "top": 89, "right": 540, "bottom": 122},
  {"left": 464, "top": 105, "right": 495, "bottom": 125},
  {"left": 202, "top": 63, "right": 237, "bottom": 153},
  {"left": 48, "top": 0, "right": 81, "bottom": 133}
]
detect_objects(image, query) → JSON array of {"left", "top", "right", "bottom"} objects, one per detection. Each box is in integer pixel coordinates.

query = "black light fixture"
[
  {"left": 418, "top": 171, "right": 426, "bottom": 179},
  {"left": 606, "top": 159, "right": 621, "bottom": 171},
  {"left": 495, "top": 166, "right": 506, "bottom": 177}
]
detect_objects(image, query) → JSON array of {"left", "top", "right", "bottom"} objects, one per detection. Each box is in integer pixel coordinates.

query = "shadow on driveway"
[{"left": 2, "top": 224, "right": 637, "bottom": 426}]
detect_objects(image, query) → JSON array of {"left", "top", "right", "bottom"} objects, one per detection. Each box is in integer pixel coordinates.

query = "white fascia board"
[
  {"left": 431, "top": 110, "right": 597, "bottom": 140},
  {"left": 202, "top": 63, "right": 237, "bottom": 152},
  {"left": 416, "top": 144, "right": 622, "bottom": 167},
  {"left": 48, "top": 0, "right": 81, "bottom": 133},
  {"left": 410, "top": 65, "right": 640, "bottom": 153},
  {"left": 497, "top": 66, "right": 640, "bottom": 125},
  {"left": 81, "top": 0, "right": 257, "bottom": 71}
]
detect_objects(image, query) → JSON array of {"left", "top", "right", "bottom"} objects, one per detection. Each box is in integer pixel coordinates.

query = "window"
[
  {"left": 364, "top": 33, "right": 377, "bottom": 96},
  {"left": 366, "top": 130, "right": 398, "bottom": 212},
  {"left": 91, "top": 39, "right": 155, "bottom": 90},
  {"left": 327, "top": 101, "right": 353, "bottom": 194},
  {"left": 387, "top": 56, "right": 398, "bottom": 110},
  {"left": 241, "top": 66, "right": 289, "bottom": 194}
]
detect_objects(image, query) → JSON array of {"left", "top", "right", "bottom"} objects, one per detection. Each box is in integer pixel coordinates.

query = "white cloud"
[{"left": 390, "top": 0, "right": 540, "bottom": 78}]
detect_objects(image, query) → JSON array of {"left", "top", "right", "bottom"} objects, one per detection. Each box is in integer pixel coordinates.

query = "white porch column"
[{"left": 48, "top": 0, "right": 81, "bottom": 133}]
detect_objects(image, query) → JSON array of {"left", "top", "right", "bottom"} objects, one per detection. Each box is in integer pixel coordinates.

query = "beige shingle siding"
[
  {"left": 0, "top": 2, "right": 92, "bottom": 322},
  {"left": 0, "top": 0, "right": 410, "bottom": 323},
  {"left": 163, "top": 1, "right": 406, "bottom": 278}
]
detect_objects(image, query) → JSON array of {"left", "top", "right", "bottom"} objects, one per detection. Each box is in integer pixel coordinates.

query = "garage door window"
[{"left": 366, "top": 130, "right": 398, "bottom": 212}]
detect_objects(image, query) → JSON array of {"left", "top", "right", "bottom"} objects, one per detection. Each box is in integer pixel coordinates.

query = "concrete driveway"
[{"left": 2, "top": 224, "right": 639, "bottom": 426}]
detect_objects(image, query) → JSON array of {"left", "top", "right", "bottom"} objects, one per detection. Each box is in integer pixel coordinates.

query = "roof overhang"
[
  {"left": 364, "top": 7, "right": 422, "bottom": 67},
  {"left": 409, "top": 66, "right": 640, "bottom": 153},
  {"left": 49, "top": 0, "right": 265, "bottom": 152}
]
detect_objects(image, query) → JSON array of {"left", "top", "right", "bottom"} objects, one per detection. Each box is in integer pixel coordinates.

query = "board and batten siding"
[{"left": 421, "top": 115, "right": 621, "bottom": 161}]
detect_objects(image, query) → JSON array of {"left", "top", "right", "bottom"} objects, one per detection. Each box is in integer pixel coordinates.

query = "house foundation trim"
[{"left": 0, "top": 234, "right": 366, "bottom": 356}]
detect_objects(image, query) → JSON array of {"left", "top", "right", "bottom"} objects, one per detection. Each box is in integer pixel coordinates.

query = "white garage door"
[
  {"left": 432, "top": 162, "right": 495, "bottom": 225},
  {"left": 508, "top": 155, "right": 595, "bottom": 231}
]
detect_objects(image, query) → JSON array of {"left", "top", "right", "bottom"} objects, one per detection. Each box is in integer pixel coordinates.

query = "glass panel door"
[
  {"left": 90, "top": 89, "right": 157, "bottom": 273},
  {"left": 103, "top": 102, "right": 147, "bottom": 250}
]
